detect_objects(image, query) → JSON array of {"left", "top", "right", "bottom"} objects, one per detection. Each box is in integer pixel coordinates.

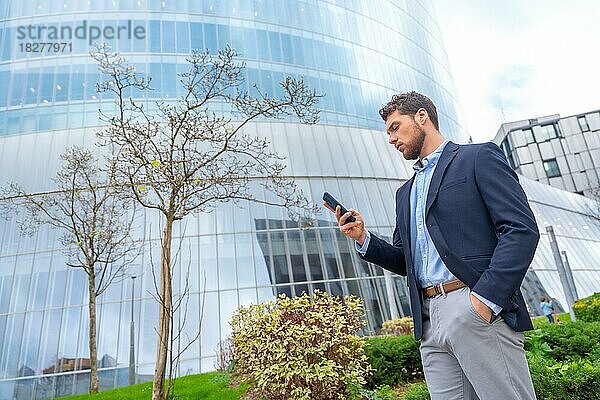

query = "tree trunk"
[
  {"left": 152, "top": 217, "right": 174, "bottom": 400},
  {"left": 88, "top": 267, "right": 100, "bottom": 393}
]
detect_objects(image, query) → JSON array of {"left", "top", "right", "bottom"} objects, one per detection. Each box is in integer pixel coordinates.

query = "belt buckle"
[{"left": 435, "top": 282, "right": 447, "bottom": 298}]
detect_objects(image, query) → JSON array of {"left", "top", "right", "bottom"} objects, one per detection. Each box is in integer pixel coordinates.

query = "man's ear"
[{"left": 415, "top": 108, "right": 428, "bottom": 126}]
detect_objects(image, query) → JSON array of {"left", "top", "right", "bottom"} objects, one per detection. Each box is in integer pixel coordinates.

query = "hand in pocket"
[{"left": 469, "top": 292, "right": 493, "bottom": 323}]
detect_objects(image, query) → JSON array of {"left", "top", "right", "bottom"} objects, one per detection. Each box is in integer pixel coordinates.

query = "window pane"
[
  {"left": 270, "top": 231, "right": 290, "bottom": 284},
  {"left": 578, "top": 116, "right": 590, "bottom": 132},
  {"left": 268, "top": 31, "right": 281, "bottom": 62},
  {"left": 176, "top": 21, "right": 190, "bottom": 53},
  {"left": 149, "top": 20, "right": 161, "bottom": 52},
  {"left": 0, "top": 71, "right": 9, "bottom": 107},
  {"left": 235, "top": 233, "right": 256, "bottom": 289},
  {"left": 217, "top": 24, "right": 230, "bottom": 48},
  {"left": 1, "top": 313, "right": 24, "bottom": 378},
  {"left": 523, "top": 128, "right": 534, "bottom": 144},
  {"left": 218, "top": 235, "right": 237, "bottom": 290},
  {"left": 162, "top": 21, "right": 175, "bottom": 53},
  {"left": 537, "top": 124, "right": 558, "bottom": 141},
  {"left": 543, "top": 159, "right": 560, "bottom": 178},
  {"left": 190, "top": 22, "right": 203, "bottom": 51}
]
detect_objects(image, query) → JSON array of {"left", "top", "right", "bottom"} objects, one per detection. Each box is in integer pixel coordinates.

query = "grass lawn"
[
  {"left": 531, "top": 312, "right": 571, "bottom": 328},
  {"left": 57, "top": 372, "right": 247, "bottom": 400},
  {"left": 56, "top": 313, "right": 576, "bottom": 400}
]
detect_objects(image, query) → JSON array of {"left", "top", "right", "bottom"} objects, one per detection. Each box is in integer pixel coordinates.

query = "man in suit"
[{"left": 326, "top": 92, "right": 539, "bottom": 399}]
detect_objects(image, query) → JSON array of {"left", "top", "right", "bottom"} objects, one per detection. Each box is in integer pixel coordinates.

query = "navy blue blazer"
[{"left": 362, "top": 141, "right": 539, "bottom": 339}]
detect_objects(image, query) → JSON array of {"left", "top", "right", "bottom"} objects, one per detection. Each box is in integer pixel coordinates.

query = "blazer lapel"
[
  {"left": 399, "top": 175, "right": 414, "bottom": 265},
  {"left": 425, "top": 142, "right": 459, "bottom": 217}
]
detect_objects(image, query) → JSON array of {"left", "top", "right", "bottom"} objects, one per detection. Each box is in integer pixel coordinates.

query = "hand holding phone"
[{"left": 322, "top": 192, "right": 356, "bottom": 224}]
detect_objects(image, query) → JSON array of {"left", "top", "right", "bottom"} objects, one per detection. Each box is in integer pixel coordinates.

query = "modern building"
[
  {"left": 0, "top": 1, "right": 599, "bottom": 400},
  {"left": 493, "top": 111, "right": 600, "bottom": 317},
  {"left": 493, "top": 110, "right": 600, "bottom": 197}
]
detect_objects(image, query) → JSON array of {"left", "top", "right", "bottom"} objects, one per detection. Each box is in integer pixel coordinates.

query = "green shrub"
[
  {"left": 524, "top": 329, "right": 552, "bottom": 359},
  {"left": 372, "top": 385, "right": 399, "bottom": 400},
  {"left": 349, "top": 384, "right": 398, "bottom": 400},
  {"left": 528, "top": 355, "right": 600, "bottom": 399},
  {"left": 402, "top": 382, "right": 430, "bottom": 400},
  {"left": 395, "top": 356, "right": 600, "bottom": 400},
  {"left": 380, "top": 317, "right": 414, "bottom": 336},
  {"left": 524, "top": 321, "right": 600, "bottom": 362},
  {"left": 365, "top": 335, "right": 423, "bottom": 388},
  {"left": 230, "top": 290, "right": 371, "bottom": 400},
  {"left": 573, "top": 292, "right": 600, "bottom": 322}
]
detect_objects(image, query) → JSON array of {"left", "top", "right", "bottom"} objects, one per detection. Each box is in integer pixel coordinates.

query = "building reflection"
[{"left": 255, "top": 218, "right": 411, "bottom": 333}]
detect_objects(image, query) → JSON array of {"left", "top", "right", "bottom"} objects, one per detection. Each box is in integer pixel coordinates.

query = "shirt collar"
[{"left": 413, "top": 140, "right": 449, "bottom": 171}]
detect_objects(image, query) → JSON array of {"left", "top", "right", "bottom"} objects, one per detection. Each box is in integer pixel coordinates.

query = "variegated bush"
[
  {"left": 230, "top": 290, "right": 372, "bottom": 400},
  {"left": 380, "top": 317, "right": 414, "bottom": 336}
]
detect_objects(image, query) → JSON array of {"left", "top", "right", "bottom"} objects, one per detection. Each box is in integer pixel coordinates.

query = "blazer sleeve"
[
  {"left": 471, "top": 142, "right": 540, "bottom": 311},
  {"left": 360, "top": 189, "right": 407, "bottom": 276}
]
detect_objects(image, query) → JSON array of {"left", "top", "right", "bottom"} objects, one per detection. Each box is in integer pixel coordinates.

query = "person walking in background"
[
  {"left": 540, "top": 296, "right": 555, "bottom": 324},
  {"left": 326, "top": 91, "right": 539, "bottom": 399}
]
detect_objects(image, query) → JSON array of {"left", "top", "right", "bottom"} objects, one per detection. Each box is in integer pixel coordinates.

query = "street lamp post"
[
  {"left": 129, "top": 275, "right": 136, "bottom": 385},
  {"left": 546, "top": 226, "right": 576, "bottom": 321},
  {"left": 561, "top": 250, "right": 579, "bottom": 301}
]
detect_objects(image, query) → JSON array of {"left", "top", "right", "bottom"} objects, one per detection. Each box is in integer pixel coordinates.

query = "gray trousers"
[{"left": 419, "top": 287, "right": 536, "bottom": 400}]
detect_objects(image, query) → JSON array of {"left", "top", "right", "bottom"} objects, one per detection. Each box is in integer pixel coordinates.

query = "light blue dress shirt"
[
  {"left": 409, "top": 140, "right": 454, "bottom": 289},
  {"left": 357, "top": 141, "right": 501, "bottom": 314}
]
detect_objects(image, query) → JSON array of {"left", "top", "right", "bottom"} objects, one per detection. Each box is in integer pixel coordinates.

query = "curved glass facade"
[
  {"left": 0, "top": 0, "right": 465, "bottom": 137},
  {"left": 15, "top": 1, "right": 600, "bottom": 399}
]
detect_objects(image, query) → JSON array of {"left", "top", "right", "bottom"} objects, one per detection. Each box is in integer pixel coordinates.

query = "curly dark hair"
[{"left": 379, "top": 91, "right": 439, "bottom": 130}]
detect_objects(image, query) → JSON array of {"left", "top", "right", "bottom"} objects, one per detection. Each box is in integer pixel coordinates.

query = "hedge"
[
  {"left": 572, "top": 292, "right": 600, "bottom": 322},
  {"left": 524, "top": 321, "right": 600, "bottom": 362},
  {"left": 369, "top": 319, "right": 600, "bottom": 400},
  {"left": 528, "top": 356, "right": 600, "bottom": 400},
  {"left": 388, "top": 357, "right": 600, "bottom": 400},
  {"left": 364, "top": 335, "right": 423, "bottom": 388}
]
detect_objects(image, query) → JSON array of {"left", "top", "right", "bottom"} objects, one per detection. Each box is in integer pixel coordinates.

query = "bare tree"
[
  {"left": 0, "top": 147, "right": 140, "bottom": 393},
  {"left": 588, "top": 186, "right": 600, "bottom": 223},
  {"left": 147, "top": 230, "right": 208, "bottom": 399},
  {"left": 214, "top": 339, "right": 234, "bottom": 372},
  {"left": 165, "top": 252, "right": 207, "bottom": 398},
  {"left": 90, "top": 43, "right": 320, "bottom": 400}
]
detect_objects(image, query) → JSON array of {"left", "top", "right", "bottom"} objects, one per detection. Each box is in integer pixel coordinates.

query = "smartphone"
[{"left": 322, "top": 192, "right": 356, "bottom": 224}]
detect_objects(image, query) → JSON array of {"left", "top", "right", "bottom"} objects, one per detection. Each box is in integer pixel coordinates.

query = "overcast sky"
[{"left": 433, "top": 0, "right": 600, "bottom": 143}]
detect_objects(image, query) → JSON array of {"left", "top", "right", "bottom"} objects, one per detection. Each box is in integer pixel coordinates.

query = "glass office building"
[{"left": 1, "top": 1, "right": 599, "bottom": 399}]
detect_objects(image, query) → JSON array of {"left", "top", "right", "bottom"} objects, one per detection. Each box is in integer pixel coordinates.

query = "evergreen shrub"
[
  {"left": 524, "top": 321, "right": 600, "bottom": 362},
  {"left": 528, "top": 356, "right": 600, "bottom": 400},
  {"left": 364, "top": 335, "right": 423, "bottom": 388}
]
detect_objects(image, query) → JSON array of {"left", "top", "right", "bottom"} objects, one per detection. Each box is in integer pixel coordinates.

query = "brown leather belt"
[{"left": 422, "top": 279, "right": 467, "bottom": 298}]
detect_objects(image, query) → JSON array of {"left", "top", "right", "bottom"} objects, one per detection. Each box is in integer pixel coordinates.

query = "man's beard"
[{"left": 404, "top": 123, "right": 426, "bottom": 160}]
